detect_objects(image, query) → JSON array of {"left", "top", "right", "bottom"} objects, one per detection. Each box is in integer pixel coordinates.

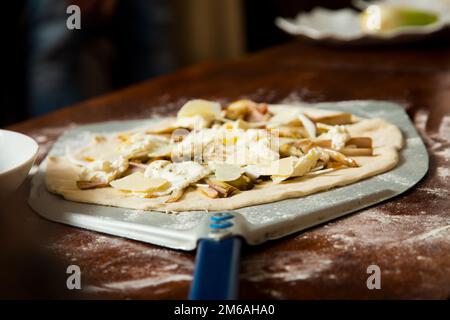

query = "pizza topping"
[
  {"left": 320, "top": 148, "right": 358, "bottom": 168},
  {"left": 267, "top": 109, "right": 301, "bottom": 128},
  {"left": 225, "top": 99, "right": 270, "bottom": 122},
  {"left": 164, "top": 188, "right": 186, "bottom": 203},
  {"left": 76, "top": 180, "right": 110, "bottom": 190},
  {"left": 119, "top": 133, "right": 170, "bottom": 159},
  {"left": 225, "top": 100, "right": 251, "bottom": 120},
  {"left": 307, "top": 112, "right": 352, "bottom": 125},
  {"left": 77, "top": 157, "right": 129, "bottom": 189},
  {"left": 146, "top": 118, "right": 178, "bottom": 134},
  {"left": 176, "top": 99, "right": 222, "bottom": 129},
  {"left": 173, "top": 128, "right": 279, "bottom": 166},
  {"left": 70, "top": 99, "right": 376, "bottom": 202},
  {"left": 110, "top": 172, "right": 169, "bottom": 193},
  {"left": 321, "top": 125, "right": 351, "bottom": 150},
  {"left": 213, "top": 163, "right": 243, "bottom": 181},
  {"left": 298, "top": 113, "right": 317, "bottom": 139},
  {"left": 271, "top": 149, "right": 321, "bottom": 183},
  {"left": 197, "top": 186, "right": 220, "bottom": 199},
  {"left": 226, "top": 174, "right": 254, "bottom": 191},
  {"left": 143, "top": 160, "right": 211, "bottom": 197},
  {"left": 205, "top": 178, "right": 239, "bottom": 198}
]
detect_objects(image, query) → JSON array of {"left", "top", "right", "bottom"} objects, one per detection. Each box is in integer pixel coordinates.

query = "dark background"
[{"left": 1, "top": 0, "right": 355, "bottom": 127}]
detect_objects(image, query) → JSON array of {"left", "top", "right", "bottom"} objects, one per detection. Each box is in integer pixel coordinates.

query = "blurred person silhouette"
[{"left": 27, "top": 0, "right": 175, "bottom": 116}]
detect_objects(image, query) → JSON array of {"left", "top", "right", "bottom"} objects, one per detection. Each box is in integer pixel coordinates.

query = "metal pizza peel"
[{"left": 28, "top": 100, "right": 428, "bottom": 299}]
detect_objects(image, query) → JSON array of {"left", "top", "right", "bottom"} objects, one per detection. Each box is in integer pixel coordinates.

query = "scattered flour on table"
[
  {"left": 49, "top": 232, "right": 194, "bottom": 293},
  {"left": 85, "top": 274, "right": 192, "bottom": 292},
  {"left": 416, "top": 186, "right": 448, "bottom": 197},
  {"left": 241, "top": 207, "right": 450, "bottom": 299},
  {"left": 439, "top": 116, "right": 450, "bottom": 139},
  {"left": 436, "top": 147, "right": 450, "bottom": 161},
  {"left": 242, "top": 251, "right": 334, "bottom": 282},
  {"left": 403, "top": 225, "right": 450, "bottom": 243},
  {"left": 414, "top": 110, "right": 429, "bottom": 131},
  {"left": 437, "top": 167, "right": 450, "bottom": 180}
]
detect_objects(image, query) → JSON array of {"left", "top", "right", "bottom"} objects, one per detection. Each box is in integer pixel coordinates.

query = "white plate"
[{"left": 275, "top": 1, "right": 450, "bottom": 45}]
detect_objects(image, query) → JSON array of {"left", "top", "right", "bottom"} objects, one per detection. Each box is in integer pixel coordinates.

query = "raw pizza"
[{"left": 45, "top": 99, "right": 403, "bottom": 212}]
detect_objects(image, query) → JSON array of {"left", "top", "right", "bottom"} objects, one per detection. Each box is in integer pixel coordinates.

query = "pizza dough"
[{"left": 45, "top": 117, "right": 403, "bottom": 212}]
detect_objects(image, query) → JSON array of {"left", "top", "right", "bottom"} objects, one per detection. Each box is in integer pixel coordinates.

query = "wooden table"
[{"left": 4, "top": 40, "right": 450, "bottom": 299}]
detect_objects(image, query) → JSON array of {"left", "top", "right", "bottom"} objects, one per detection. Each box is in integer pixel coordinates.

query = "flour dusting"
[
  {"left": 86, "top": 274, "right": 192, "bottom": 292},
  {"left": 437, "top": 167, "right": 450, "bottom": 180},
  {"left": 49, "top": 231, "right": 195, "bottom": 295},
  {"left": 242, "top": 251, "right": 334, "bottom": 283}
]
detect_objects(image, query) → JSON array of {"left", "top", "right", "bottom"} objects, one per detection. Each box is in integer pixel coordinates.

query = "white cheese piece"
[
  {"left": 146, "top": 118, "right": 178, "bottom": 134},
  {"left": 173, "top": 128, "right": 280, "bottom": 166},
  {"left": 213, "top": 163, "right": 243, "bottom": 181},
  {"left": 323, "top": 125, "right": 351, "bottom": 150},
  {"left": 290, "top": 148, "right": 321, "bottom": 177},
  {"left": 271, "top": 148, "right": 321, "bottom": 183},
  {"left": 268, "top": 104, "right": 350, "bottom": 123},
  {"left": 298, "top": 113, "right": 317, "bottom": 139},
  {"left": 175, "top": 115, "right": 210, "bottom": 130},
  {"left": 110, "top": 172, "right": 169, "bottom": 193},
  {"left": 267, "top": 109, "right": 317, "bottom": 139},
  {"left": 120, "top": 133, "right": 170, "bottom": 159},
  {"left": 267, "top": 109, "right": 301, "bottom": 128},
  {"left": 177, "top": 99, "right": 222, "bottom": 120},
  {"left": 244, "top": 156, "right": 298, "bottom": 179},
  {"left": 79, "top": 157, "right": 129, "bottom": 184},
  {"left": 76, "top": 132, "right": 171, "bottom": 184},
  {"left": 148, "top": 144, "right": 173, "bottom": 158},
  {"left": 143, "top": 160, "right": 211, "bottom": 196},
  {"left": 176, "top": 99, "right": 222, "bottom": 129}
]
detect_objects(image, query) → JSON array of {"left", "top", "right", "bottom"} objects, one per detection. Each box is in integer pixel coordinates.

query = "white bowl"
[{"left": 0, "top": 129, "right": 38, "bottom": 194}]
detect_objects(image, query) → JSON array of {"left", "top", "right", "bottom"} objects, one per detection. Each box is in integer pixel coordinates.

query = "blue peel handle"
[{"left": 189, "top": 236, "right": 242, "bottom": 300}]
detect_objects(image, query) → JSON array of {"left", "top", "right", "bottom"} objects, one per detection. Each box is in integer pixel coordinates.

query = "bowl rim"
[{"left": 0, "top": 129, "right": 39, "bottom": 175}]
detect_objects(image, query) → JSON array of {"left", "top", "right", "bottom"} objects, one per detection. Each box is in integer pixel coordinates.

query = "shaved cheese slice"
[
  {"left": 271, "top": 149, "right": 321, "bottom": 183},
  {"left": 267, "top": 110, "right": 301, "bottom": 128},
  {"left": 270, "top": 157, "right": 298, "bottom": 176},
  {"left": 176, "top": 100, "right": 222, "bottom": 129},
  {"left": 110, "top": 172, "right": 169, "bottom": 193},
  {"left": 214, "top": 163, "right": 243, "bottom": 181},
  {"left": 177, "top": 99, "right": 221, "bottom": 121},
  {"left": 144, "top": 160, "right": 211, "bottom": 196},
  {"left": 173, "top": 128, "right": 279, "bottom": 166},
  {"left": 146, "top": 118, "right": 177, "bottom": 134},
  {"left": 244, "top": 156, "right": 298, "bottom": 178},
  {"left": 117, "top": 133, "right": 171, "bottom": 159},
  {"left": 268, "top": 105, "right": 353, "bottom": 125},
  {"left": 298, "top": 113, "right": 316, "bottom": 139},
  {"left": 148, "top": 144, "right": 172, "bottom": 158},
  {"left": 77, "top": 157, "right": 129, "bottom": 188},
  {"left": 175, "top": 115, "right": 210, "bottom": 129},
  {"left": 290, "top": 149, "right": 321, "bottom": 177}
]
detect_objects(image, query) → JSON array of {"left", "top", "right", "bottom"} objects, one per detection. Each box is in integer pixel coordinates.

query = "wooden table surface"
[{"left": 3, "top": 40, "right": 450, "bottom": 299}]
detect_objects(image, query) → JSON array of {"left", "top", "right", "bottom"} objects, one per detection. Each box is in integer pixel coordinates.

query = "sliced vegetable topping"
[{"left": 72, "top": 99, "right": 375, "bottom": 202}]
